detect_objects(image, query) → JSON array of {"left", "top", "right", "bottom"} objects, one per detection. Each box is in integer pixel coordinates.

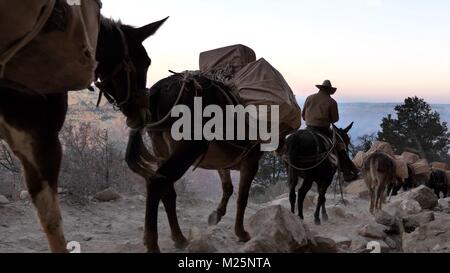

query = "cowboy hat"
[{"left": 316, "top": 80, "right": 337, "bottom": 92}]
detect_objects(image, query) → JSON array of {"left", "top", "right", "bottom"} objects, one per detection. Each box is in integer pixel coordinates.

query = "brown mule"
[{"left": 0, "top": 16, "right": 167, "bottom": 252}]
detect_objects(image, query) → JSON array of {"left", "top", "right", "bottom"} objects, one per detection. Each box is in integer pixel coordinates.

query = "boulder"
[
  {"left": 358, "top": 223, "right": 388, "bottom": 240},
  {"left": 327, "top": 205, "right": 347, "bottom": 218},
  {"left": 330, "top": 235, "right": 352, "bottom": 249},
  {"left": 310, "top": 236, "right": 338, "bottom": 253},
  {"left": 392, "top": 185, "right": 438, "bottom": 210},
  {"left": 243, "top": 205, "right": 313, "bottom": 253},
  {"left": 0, "top": 194, "right": 9, "bottom": 205},
  {"left": 344, "top": 179, "right": 369, "bottom": 199},
  {"left": 350, "top": 236, "right": 370, "bottom": 253},
  {"left": 187, "top": 227, "right": 218, "bottom": 253},
  {"left": 374, "top": 210, "right": 401, "bottom": 234},
  {"left": 350, "top": 236, "right": 390, "bottom": 253},
  {"left": 19, "top": 191, "right": 30, "bottom": 200},
  {"left": 94, "top": 188, "right": 121, "bottom": 202},
  {"left": 403, "top": 214, "right": 450, "bottom": 253},
  {"left": 403, "top": 212, "right": 435, "bottom": 233},
  {"left": 438, "top": 198, "right": 450, "bottom": 213},
  {"left": 385, "top": 199, "right": 422, "bottom": 218}
]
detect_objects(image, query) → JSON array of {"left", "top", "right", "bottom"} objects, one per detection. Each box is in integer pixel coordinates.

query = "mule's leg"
[
  {"left": 314, "top": 183, "right": 328, "bottom": 225},
  {"left": 297, "top": 178, "right": 313, "bottom": 220},
  {"left": 6, "top": 133, "right": 67, "bottom": 252},
  {"left": 288, "top": 167, "right": 299, "bottom": 214},
  {"left": 369, "top": 188, "right": 375, "bottom": 215},
  {"left": 320, "top": 182, "right": 332, "bottom": 222},
  {"left": 161, "top": 184, "right": 188, "bottom": 249},
  {"left": 144, "top": 142, "right": 208, "bottom": 253},
  {"left": 209, "top": 169, "right": 234, "bottom": 226},
  {"left": 235, "top": 150, "right": 262, "bottom": 243}
]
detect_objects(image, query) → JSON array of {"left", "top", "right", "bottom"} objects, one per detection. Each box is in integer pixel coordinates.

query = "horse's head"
[
  {"left": 94, "top": 17, "right": 168, "bottom": 114},
  {"left": 334, "top": 122, "right": 354, "bottom": 151}
]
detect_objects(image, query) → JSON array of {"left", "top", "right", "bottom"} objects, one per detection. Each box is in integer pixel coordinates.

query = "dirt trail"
[{"left": 0, "top": 192, "right": 372, "bottom": 253}]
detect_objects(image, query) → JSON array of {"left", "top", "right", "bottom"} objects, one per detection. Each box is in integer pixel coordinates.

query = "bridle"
[{"left": 94, "top": 23, "right": 136, "bottom": 110}]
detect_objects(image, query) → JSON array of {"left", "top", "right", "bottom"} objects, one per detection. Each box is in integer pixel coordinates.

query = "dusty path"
[{"left": 0, "top": 190, "right": 374, "bottom": 253}]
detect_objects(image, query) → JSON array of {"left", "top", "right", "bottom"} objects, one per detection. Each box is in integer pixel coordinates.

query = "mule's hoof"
[
  {"left": 314, "top": 219, "right": 321, "bottom": 226},
  {"left": 174, "top": 237, "right": 189, "bottom": 250},
  {"left": 237, "top": 231, "right": 251, "bottom": 243},
  {"left": 208, "top": 211, "right": 222, "bottom": 226},
  {"left": 322, "top": 214, "right": 329, "bottom": 222},
  {"left": 146, "top": 245, "right": 161, "bottom": 253}
]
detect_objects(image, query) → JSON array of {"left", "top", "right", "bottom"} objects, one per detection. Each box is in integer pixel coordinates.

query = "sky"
[{"left": 101, "top": 0, "right": 450, "bottom": 103}]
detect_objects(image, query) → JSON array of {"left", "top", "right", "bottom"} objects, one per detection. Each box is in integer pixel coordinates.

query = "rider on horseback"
[{"left": 302, "top": 80, "right": 359, "bottom": 182}]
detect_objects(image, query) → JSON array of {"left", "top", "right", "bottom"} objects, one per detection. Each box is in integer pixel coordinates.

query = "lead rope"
[
  {"left": 333, "top": 128, "right": 348, "bottom": 206},
  {"left": 0, "top": 0, "right": 57, "bottom": 78}
]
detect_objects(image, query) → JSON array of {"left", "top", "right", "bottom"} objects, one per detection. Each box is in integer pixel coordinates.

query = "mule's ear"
[
  {"left": 344, "top": 122, "right": 354, "bottom": 133},
  {"left": 133, "top": 17, "right": 169, "bottom": 43}
]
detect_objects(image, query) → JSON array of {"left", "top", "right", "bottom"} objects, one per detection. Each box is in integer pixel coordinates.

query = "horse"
[
  {"left": 285, "top": 123, "right": 354, "bottom": 225},
  {"left": 0, "top": 16, "right": 168, "bottom": 253},
  {"left": 363, "top": 152, "right": 396, "bottom": 214}
]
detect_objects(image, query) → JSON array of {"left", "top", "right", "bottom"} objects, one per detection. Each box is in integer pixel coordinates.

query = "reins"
[
  {"left": 95, "top": 23, "right": 135, "bottom": 110},
  {"left": 282, "top": 127, "right": 339, "bottom": 172}
]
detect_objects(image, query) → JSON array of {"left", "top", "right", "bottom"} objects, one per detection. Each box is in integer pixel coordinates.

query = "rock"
[
  {"left": 384, "top": 235, "right": 402, "bottom": 251},
  {"left": 94, "top": 188, "right": 121, "bottom": 202},
  {"left": 438, "top": 198, "right": 450, "bottom": 213},
  {"left": 310, "top": 236, "right": 338, "bottom": 253},
  {"left": 403, "top": 212, "right": 435, "bottom": 233},
  {"left": 375, "top": 210, "right": 401, "bottom": 234},
  {"left": 344, "top": 179, "right": 369, "bottom": 199},
  {"left": 375, "top": 210, "right": 396, "bottom": 227},
  {"left": 392, "top": 185, "right": 438, "bottom": 210},
  {"left": 403, "top": 214, "right": 450, "bottom": 253},
  {"left": 385, "top": 199, "right": 422, "bottom": 217},
  {"left": 358, "top": 223, "right": 388, "bottom": 239},
  {"left": 19, "top": 191, "right": 30, "bottom": 200},
  {"left": 350, "top": 236, "right": 370, "bottom": 253},
  {"left": 330, "top": 235, "right": 352, "bottom": 249},
  {"left": 270, "top": 195, "right": 314, "bottom": 210},
  {"left": 0, "top": 194, "right": 10, "bottom": 205},
  {"left": 136, "top": 195, "right": 146, "bottom": 202},
  {"left": 243, "top": 205, "right": 313, "bottom": 253},
  {"left": 328, "top": 205, "right": 347, "bottom": 218},
  {"left": 351, "top": 236, "right": 390, "bottom": 253},
  {"left": 187, "top": 227, "right": 218, "bottom": 253}
]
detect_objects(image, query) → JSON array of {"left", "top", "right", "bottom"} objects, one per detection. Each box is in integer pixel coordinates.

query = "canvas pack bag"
[
  {"left": 199, "top": 44, "right": 256, "bottom": 81},
  {"left": 231, "top": 58, "right": 302, "bottom": 136},
  {"left": 431, "top": 162, "right": 448, "bottom": 171},
  {"left": 0, "top": 0, "right": 101, "bottom": 94}
]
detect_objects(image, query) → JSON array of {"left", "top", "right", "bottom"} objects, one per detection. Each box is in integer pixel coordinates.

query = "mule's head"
[
  {"left": 334, "top": 122, "right": 354, "bottom": 151},
  {"left": 95, "top": 17, "right": 168, "bottom": 114}
]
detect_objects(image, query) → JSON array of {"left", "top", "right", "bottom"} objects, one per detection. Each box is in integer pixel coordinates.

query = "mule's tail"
[{"left": 125, "top": 130, "right": 161, "bottom": 179}]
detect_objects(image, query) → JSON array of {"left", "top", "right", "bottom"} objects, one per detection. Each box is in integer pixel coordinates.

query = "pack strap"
[{"left": 0, "top": 0, "right": 57, "bottom": 78}]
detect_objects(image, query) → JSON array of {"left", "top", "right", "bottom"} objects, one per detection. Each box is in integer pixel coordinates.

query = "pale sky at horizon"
[{"left": 101, "top": 0, "right": 450, "bottom": 103}]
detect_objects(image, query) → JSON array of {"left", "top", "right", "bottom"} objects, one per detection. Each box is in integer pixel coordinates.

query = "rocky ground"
[{"left": 0, "top": 180, "right": 449, "bottom": 253}]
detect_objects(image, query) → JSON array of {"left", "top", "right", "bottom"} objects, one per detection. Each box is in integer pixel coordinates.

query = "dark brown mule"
[
  {"left": 0, "top": 17, "right": 167, "bottom": 252},
  {"left": 286, "top": 124, "right": 354, "bottom": 225},
  {"left": 96, "top": 69, "right": 265, "bottom": 252}
]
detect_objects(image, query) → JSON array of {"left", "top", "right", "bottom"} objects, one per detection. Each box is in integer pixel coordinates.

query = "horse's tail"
[{"left": 125, "top": 130, "right": 160, "bottom": 179}]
